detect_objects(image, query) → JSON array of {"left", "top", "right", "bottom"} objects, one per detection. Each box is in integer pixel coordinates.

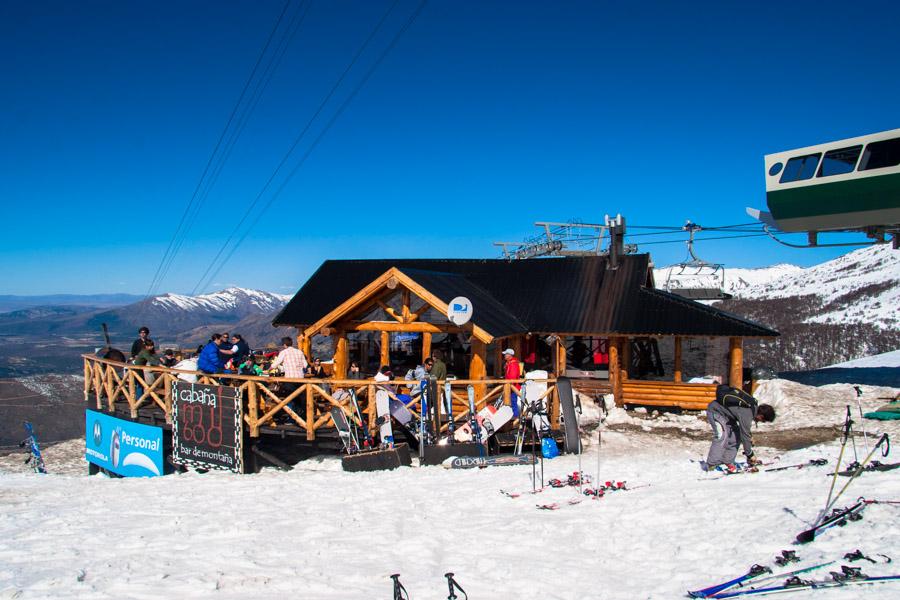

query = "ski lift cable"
[
  {"left": 193, "top": 0, "right": 429, "bottom": 294},
  {"left": 191, "top": 0, "right": 411, "bottom": 296},
  {"left": 142, "top": 0, "right": 294, "bottom": 301},
  {"left": 155, "top": 0, "right": 314, "bottom": 297}
]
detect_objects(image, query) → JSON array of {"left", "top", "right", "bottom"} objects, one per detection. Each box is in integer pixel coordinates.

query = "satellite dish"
[{"left": 447, "top": 296, "right": 473, "bottom": 325}]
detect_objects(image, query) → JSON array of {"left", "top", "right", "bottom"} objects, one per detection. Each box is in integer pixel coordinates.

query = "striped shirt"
[{"left": 271, "top": 346, "right": 308, "bottom": 378}]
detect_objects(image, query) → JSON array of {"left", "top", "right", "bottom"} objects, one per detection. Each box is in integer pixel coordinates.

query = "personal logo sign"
[
  {"left": 447, "top": 296, "right": 473, "bottom": 325},
  {"left": 85, "top": 410, "right": 164, "bottom": 477},
  {"left": 172, "top": 382, "right": 243, "bottom": 473}
]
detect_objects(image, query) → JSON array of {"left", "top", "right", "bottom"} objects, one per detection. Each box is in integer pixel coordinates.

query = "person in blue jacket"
[{"left": 198, "top": 333, "right": 231, "bottom": 374}]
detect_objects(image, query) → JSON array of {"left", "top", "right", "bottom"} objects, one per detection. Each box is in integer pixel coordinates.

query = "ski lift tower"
[
  {"left": 493, "top": 215, "right": 634, "bottom": 263},
  {"left": 663, "top": 221, "right": 731, "bottom": 300}
]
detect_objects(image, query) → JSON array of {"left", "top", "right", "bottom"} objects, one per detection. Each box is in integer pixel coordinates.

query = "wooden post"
[
  {"left": 422, "top": 332, "right": 432, "bottom": 364},
  {"left": 673, "top": 336, "right": 683, "bottom": 383},
  {"left": 469, "top": 338, "right": 487, "bottom": 398},
  {"left": 127, "top": 368, "right": 137, "bottom": 417},
  {"left": 298, "top": 333, "right": 312, "bottom": 361},
  {"left": 609, "top": 338, "right": 621, "bottom": 406},
  {"left": 367, "top": 383, "right": 376, "bottom": 432},
  {"left": 621, "top": 337, "right": 631, "bottom": 380},
  {"left": 163, "top": 374, "right": 172, "bottom": 423},
  {"left": 729, "top": 337, "right": 743, "bottom": 388},
  {"left": 83, "top": 359, "right": 91, "bottom": 403},
  {"left": 306, "top": 384, "right": 315, "bottom": 441},
  {"left": 105, "top": 364, "right": 115, "bottom": 407},
  {"left": 334, "top": 332, "right": 348, "bottom": 379},
  {"left": 94, "top": 363, "right": 104, "bottom": 409},
  {"left": 380, "top": 330, "right": 390, "bottom": 368},
  {"left": 554, "top": 336, "right": 566, "bottom": 377},
  {"left": 248, "top": 382, "right": 259, "bottom": 437}
]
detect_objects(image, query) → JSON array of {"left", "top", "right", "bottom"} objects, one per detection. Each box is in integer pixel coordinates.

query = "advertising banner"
[
  {"left": 84, "top": 410, "right": 164, "bottom": 477},
  {"left": 172, "top": 381, "right": 243, "bottom": 473}
]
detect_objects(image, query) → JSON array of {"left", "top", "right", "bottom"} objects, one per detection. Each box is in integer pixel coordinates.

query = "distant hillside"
[
  {"left": 713, "top": 245, "right": 900, "bottom": 371},
  {"left": 0, "top": 293, "right": 142, "bottom": 314}
]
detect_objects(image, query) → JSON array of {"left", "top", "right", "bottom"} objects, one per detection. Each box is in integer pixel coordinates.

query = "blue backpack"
[{"left": 541, "top": 436, "right": 560, "bottom": 459}]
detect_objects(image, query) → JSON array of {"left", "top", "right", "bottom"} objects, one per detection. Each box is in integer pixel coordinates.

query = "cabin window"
[
  {"left": 859, "top": 137, "right": 900, "bottom": 171},
  {"left": 817, "top": 145, "right": 862, "bottom": 177},
  {"left": 779, "top": 153, "right": 821, "bottom": 183},
  {"left": 768, "top": 162, "right": 783, "bottom": 176}
]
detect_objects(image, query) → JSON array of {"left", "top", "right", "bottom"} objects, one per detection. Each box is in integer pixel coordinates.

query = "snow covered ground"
[{"left": 1, "top": 378, "right": 899, "bottom": 599}]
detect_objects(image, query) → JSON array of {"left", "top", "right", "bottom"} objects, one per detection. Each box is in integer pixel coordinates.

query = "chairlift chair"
[{"left": 663, "top": 222, "right": 731, "bottom": 301}]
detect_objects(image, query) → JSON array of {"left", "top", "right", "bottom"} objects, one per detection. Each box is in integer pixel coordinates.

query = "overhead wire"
[
  {"left": 155, "top": 0, "right": 314, "bottom": 297},
  {"left": 141, "top": 0, "right": 295, "bottom": 302},
  {"left": 192, "top": 0, "right": 428, "bottom": 294}
]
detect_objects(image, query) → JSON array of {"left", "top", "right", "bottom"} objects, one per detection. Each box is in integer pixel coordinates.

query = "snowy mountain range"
[{"left": 655, "top": 244, "right": 900, "bottom": 331}]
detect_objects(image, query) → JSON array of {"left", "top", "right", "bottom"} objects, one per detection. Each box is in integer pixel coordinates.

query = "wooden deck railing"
[{"left": 82, "top": 354, "right": 559, "bottom": 440}]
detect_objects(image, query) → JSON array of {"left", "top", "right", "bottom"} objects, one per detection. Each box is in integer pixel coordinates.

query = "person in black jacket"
[
  {"left": 704, "top": 384, "right": 776, "bottom": 470},
  {"left": 130, "top": 327, "right": 152, "bottom": 359}
]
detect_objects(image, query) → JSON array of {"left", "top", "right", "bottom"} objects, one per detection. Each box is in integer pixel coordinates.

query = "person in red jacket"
[{"left": 502, "top": 348, "right": 521, "bottom": 417}]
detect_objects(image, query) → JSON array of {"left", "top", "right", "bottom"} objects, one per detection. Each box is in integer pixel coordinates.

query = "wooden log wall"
[{"left": 620, "top": 380, "right": 716, "bottom": 411}]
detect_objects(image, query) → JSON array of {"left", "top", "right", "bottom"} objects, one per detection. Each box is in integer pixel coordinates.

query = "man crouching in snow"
[{"left": 704, "top": 383, "right": 776, "bottom": 471}]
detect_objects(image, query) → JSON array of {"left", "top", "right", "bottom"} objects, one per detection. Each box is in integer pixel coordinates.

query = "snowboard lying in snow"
[{"left": 442, "top": 455, "right": 536, "bottom": 469}]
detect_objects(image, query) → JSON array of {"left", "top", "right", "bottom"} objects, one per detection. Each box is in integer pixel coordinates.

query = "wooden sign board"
[{"left": 172, "top": 381, "right": 243, "bottom": 473}]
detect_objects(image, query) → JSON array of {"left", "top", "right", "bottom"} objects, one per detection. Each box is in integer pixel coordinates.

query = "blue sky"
[{"left": 1, "top": 1, "right": 897, "bottom": 295}]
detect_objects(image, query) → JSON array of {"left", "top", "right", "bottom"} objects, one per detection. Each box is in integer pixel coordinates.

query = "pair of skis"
[
  {"left": 714, "top": 568, "right": 900, "bottom": 598},
  {"left": 690, "top": 562, "right": 834, "bottom": 598}
]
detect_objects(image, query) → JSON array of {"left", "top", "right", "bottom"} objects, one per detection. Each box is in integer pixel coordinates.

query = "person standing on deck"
[
  {"left": 130, "top": 327, "right": 152, "bottom": 359},
  {"left": 430, "top": 349, "right": 447, "bottom": 380},
  {"left": 502, "top": 348, "right": 522, "bottom": 417},
  {"left": 270, "top": 337, "right": 308, "bottom": 415},
  {"left": 704, "top": 383, "right": 776, "bottom": 471}
]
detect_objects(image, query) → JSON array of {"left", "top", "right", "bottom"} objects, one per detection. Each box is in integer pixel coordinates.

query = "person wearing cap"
[{"left": 502, "top": 348, "right": 522, "bottom": 417}]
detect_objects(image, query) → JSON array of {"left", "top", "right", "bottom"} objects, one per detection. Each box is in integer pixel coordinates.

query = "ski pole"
[
  {"left": 822, "top": 433, "right": 890, "bottom": 520},
  {"left": 390, "top": 574, "right": 409, "bottom": 600},
  {"left": 597, "top": 429, "right": 602, "bottom": 493},
  {"left": 853, "top": 386, "right": 870, "bottom": 455},
  {"left": 575, "top": 396, "right": 583, "bottom": 495},
  {"left": 444, "top": 572, "right": 468, "bottom": 600},
  {"left": 821, "top": 407, "right": 853, "bottom": 520}
]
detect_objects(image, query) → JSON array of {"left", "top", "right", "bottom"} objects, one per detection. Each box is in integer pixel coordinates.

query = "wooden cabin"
[{"left": 273, "top": 254, "right": 779, "bottom": 411}]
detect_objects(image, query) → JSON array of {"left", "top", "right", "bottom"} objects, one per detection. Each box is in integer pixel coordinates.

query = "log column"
[
  {"left": 469, "top": 338, "right": 487, "bottom": 399},
  {"left": 422, "top": 332, "right": 432, "bottom": 364},
  {"left": 609, "top": 337, "right": 622, "bottom": 407},
  {"left": 380, "top": 330, "right": 390, "bottom": 368},
  {"left": 552, "top": 336, "right": 566, "bottom": 428},
  {"left": 673, "top": 336, "right": 683, "bottom": 383},
  {"left": 334, "top": 332, "right": 348, "bottom": 379},
  {"left": 298, "top": 333, "right": 312, "bottom": 362},
  {"left": 729, "top": 337, "right": 743, "bottom": 388}
]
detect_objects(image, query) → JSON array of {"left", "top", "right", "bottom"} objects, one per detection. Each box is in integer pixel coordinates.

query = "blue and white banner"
[{"left": 85, "top": 410, "right": 164, "bottom": 477}]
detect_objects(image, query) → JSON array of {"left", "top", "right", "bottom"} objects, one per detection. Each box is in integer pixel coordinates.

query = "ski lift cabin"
[{"left": 751, "top": 129, "right": 900, "bottom": 246}]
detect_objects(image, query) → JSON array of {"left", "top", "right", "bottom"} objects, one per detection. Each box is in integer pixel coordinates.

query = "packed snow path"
[{"left": 1, "top": 433, "right": 898, "bottom": 599}]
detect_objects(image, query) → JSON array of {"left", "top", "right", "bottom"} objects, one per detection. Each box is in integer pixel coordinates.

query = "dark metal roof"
[{"left": 273, "top": 255, "right": 778, "bottom": 338}]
